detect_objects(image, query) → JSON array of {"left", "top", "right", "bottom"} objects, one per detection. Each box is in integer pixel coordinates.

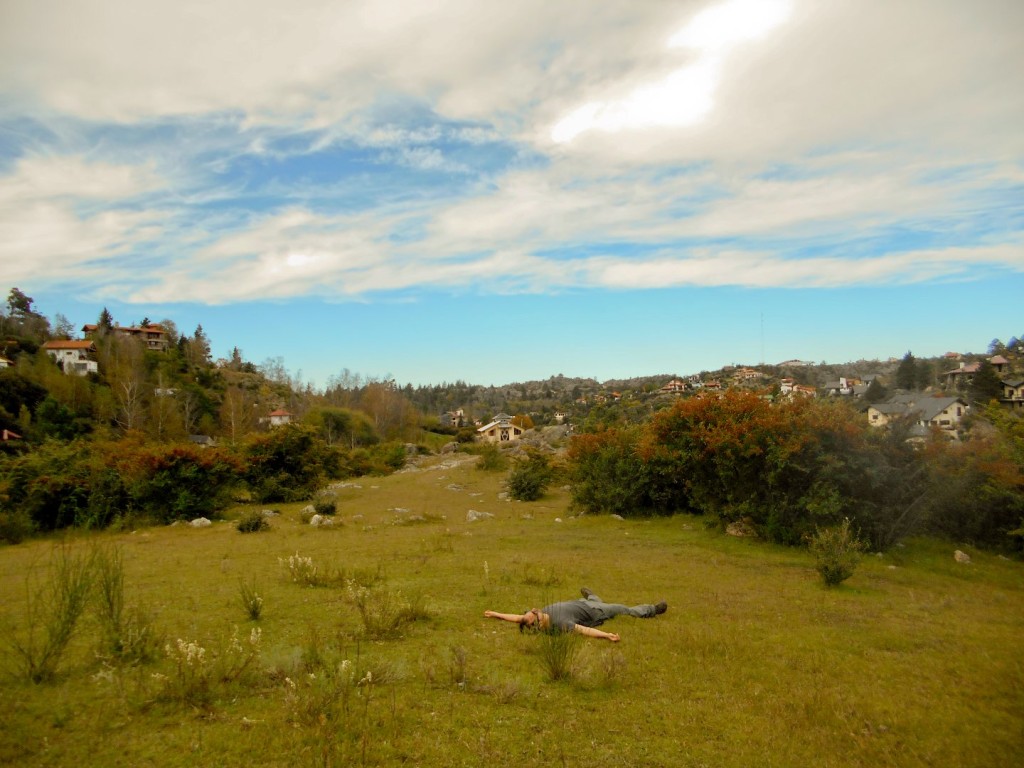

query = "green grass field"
[{"left": 1, "top": 453, "right": 1021, "bottom": 767}]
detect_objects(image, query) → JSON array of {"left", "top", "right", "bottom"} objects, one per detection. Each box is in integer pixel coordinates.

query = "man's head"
[{"left": 518, "top": 608, "right": 543, "bottom": 633}]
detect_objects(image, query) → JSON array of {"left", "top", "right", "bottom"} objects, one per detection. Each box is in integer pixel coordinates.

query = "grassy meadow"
[{"left": 1, "top": 452, "right": 1022, "bottom": 767}]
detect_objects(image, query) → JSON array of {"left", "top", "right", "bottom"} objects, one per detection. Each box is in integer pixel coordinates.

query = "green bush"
[
  {"left": 566, "top": 427, "right": 651, "bottom": 516},
  {"left": 314, "top": 499, "right": 337, "bottom": 516},
  {"left": 240, "top": 425, "right": 340, "bottom": 503},
  {"left": 0, "top": 507, "right": 34, "bottom": 544},
  {"left": 125, "top": 443, "right": 242, "bottom": 524},
  {"left": 808, "top": 518, "right": 865, "bottom": 587},
  {"left": 506, "top": 450, "right": 554, "bottom": 502},
  {"left": 475, "top": 443, "right": 508, "bottom": 472},
  {"left": 236, "top": 509, "right": 270, "bottom": 533}
]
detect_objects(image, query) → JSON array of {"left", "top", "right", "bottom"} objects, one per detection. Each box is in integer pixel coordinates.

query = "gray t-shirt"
[{"left": 543, "top": 600, "right": 602, "bottom": 632}]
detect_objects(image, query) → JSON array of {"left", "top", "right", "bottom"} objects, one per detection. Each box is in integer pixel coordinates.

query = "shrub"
[
  {"left": 314, "top": 499, "right": 337, "bottom": 516},
  {"left": 236, "top": 509, "right": 270, "bottom": 533},
  {"left": 240, "top": 425, "right": 340, "bottom": 503},
  {"left": 506, "top": 450, "right": 554, "bottom": 502},
  {"left": 808, "top": 518, "right": 865, "bottom": 587},
  {"left": 238, "top": 578, "right": 264, "bottom": 621},
  {"left": 117, "top": 441, "right": 242, "bottom": 524},
  {"left": 566, "top": 427, "right": 650, "bottom": 516},
  {"left": 476, "top": 443, "right": 508, "bottom": 472},
  {"left": 536, "top": 628, "right": 583, "bottom": 682},
  {"left": 0, "top": 507, "right": 34, "bottom": 544},
  {"left": 346, "top": 580, "right": 428, "bottom": 639}
]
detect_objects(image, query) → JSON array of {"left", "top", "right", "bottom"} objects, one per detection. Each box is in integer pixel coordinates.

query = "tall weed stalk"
[
  {"left": 4, "top": 545, "right": 95, "bottom": 682},
  {"left": 93, "top": 544, "right": 161, "bottom": 663}
]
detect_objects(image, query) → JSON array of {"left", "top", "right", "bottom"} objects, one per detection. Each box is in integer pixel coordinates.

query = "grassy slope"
[{"left": 0, "top": 453, "right": 1021, "bottom": 767}]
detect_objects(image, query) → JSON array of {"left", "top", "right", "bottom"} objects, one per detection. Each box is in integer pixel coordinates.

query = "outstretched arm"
[
  {"left": 573, "top": 624, "right": 620, "bottom": 642},
  {"left": 484, "top": 610, "right": 525, "bottom": 624}
]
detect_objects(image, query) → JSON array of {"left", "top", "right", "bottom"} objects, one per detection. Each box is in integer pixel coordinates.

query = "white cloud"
[
  {"left": 0, "top": 155, "right": 165, "bottom": 285},
  {"left": 591, "top": 244, "right": 1024, "bottom": 290},
  {"left": 1, "top": 1, "right": 1020, "bottom": 307}
]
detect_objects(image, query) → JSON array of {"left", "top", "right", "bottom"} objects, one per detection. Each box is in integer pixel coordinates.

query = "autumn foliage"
[{"left": 566, "top": 390, "right": 1024, "bottom": 550}]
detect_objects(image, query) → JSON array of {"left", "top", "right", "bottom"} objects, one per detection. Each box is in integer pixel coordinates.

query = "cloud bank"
[{"left": 0, "top": 0, "right": 1021, "bottom": 306}]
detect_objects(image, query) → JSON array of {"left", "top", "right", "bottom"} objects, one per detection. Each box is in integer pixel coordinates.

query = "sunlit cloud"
[
  {"left": 668, "top": 0, "right": 792, "bottom": 52},
  {"left": 551, "top": 0, "right": 793, "bottom": 143}
]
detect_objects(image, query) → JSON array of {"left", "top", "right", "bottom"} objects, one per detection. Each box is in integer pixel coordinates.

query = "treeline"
[{"left": 566, "top": 390, "right": 1024, "bottom": 551}]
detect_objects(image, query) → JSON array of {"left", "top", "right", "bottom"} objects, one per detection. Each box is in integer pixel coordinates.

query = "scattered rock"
[
  {"left": 611, "top": 514, "right": 625, "bottom": 521},
  {"left": 954, "top": 550, "right": 971, "bottom": 564},
  {"left": 466, "top": 510, "right": 494, "bottom": 522},
  {"left": 446, "top": 483, "right": 464, "bottom": 492},
  {"left": 190, "top": 517, "right": 212, "bottom": 528},
  {"left": 441, "top": 442, "right": 459, "bottom": 454},
  {"left": 301, "top": 504, "right": 316, "bottom": 517},
  {"left": 554, "top": 517, "right": 563, "bottom": 523},
  {"left": 309, "top": 514, "right": 333, "bottom": 527},
  {"left": 261, "top": 509, "right": 279, "bottom": 518}
]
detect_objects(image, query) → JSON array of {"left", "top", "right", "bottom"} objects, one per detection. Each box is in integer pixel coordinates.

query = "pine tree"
[
  {"left": 969, "top": 360, "right": 1003, "bottom": 405},
  {"left": 97, "top": 307, "right": 114, "bottom": 332},
  {"left": 895, "top": 352, "right": 917, "bottom": 390}
]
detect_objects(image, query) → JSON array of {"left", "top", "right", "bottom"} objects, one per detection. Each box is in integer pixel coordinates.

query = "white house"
[
  {"left": 42, "top": 340, "right": 98, "bottom": 376},
  {"left": 266, "top": 408, "right": 293, "bottom": 427}
]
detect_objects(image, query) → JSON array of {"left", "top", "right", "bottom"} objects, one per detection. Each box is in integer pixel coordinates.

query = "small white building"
[
  {"left": 42, "top": 340, "right": 98, "bottom": 376},
  {"left": 266, "top": 408, "right": 293, "bottom": 427}
]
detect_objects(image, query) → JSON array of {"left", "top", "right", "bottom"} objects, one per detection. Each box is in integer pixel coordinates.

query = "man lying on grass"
[{"left": 484, "top": 587, "right": 667, "bottom": 642}]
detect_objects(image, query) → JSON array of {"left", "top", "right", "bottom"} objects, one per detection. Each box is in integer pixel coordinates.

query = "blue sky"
[{"left": 1, "top": 0, "right": 1021, "bottom": 387}]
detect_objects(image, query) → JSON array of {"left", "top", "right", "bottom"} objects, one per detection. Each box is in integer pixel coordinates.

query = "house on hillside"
[
  {"left": 1, "top": 429, "right": 22, "bottom": 441},
  {"left": 477, "top": 413, "right": 527, "bottom": 443},
  {"left": 439, "top": 409, "right": 466, "bottom": 428},
  {"left": 733, "top": 367, "right": 765, "bottom": 383},
  {"left": 82, "top": 323, "right": 170, "bottom": 352},
  {"left": 822, "top": 376, "right": 870, "bottom": 398},
  {"left": 659, "top": 378, "right": 688, "bottom": 394},
  {"left": 1002, "top": 379, "right": 1024, "bottom": 410},
  {"left": 42, "top": 340, "right": 98, "bottom": 376},
  {"left": 867, "top": 393, "right": 968, "bottom": 433},
  {"left": 0, "top": 355, "right": 12, "bottom": 368},
  {"left": 944, "top": 356, "right": 1008, "bottom": 390},
  {"left": 264, "top": 408, "right": 293, "bottom": 427}
]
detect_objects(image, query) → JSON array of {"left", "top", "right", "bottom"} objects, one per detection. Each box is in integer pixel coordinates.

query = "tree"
[
  {"left": 52, "top": 313, "right": 75, "bottom": 340},
  {"left": 6, "top": 287, "right": 35, "bottom": 319},
  {"left": 988, "top": 338, "right": 1006, "bottom": 355},
  {"left": 187, "top": 325, "right": 212, "bottom": 368},
  {"left": 969, "top": 360, "right": 1003, "bottom": 405},
  {"left": 97, "top": 307, "right": 115, "bottom": 332},
  {"left": 895, "top": 352, "right": 918, "bottom": 390},
  {"left": 915, "top": 358, "right": 934, "bottom": 390},
  {"left": 220, "top": 386, "right": 258, "bottom": 443},
  {"left": 864, "top": 378, "right": 887, "bottom": 403}
]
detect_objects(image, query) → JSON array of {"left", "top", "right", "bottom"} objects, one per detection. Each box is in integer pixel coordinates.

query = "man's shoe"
[
  {"left": 580, "top": 587, "right": 596, "bottom": 600},
  {"left": 654, "top": 601, "right": 668, "bottom": 615}
]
